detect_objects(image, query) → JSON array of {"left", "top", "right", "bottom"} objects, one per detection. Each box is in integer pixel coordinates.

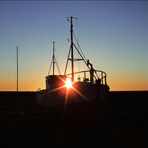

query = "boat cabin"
[{"left": 45, "top": 75, "right": 66, "bottom": 90}]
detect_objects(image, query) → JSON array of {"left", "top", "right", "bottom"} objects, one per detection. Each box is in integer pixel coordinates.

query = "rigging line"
[
  {"left": 77, "top": 52, "right": 80, "bottom": 79},
  {"left": 73, "top": 32, "right": 87, "bottom": 62},
  {"left": 73, "top": 43, "right": 88, "bottom": 67},
  {"left": 55, "top": 57, "right": 61, "bottom": 75},
  {"left": 76, "top": 18, "right": 79, "bottom": 45},
  {"left": 73, "top": 32, "right": 99, "bottom": 80},
  {"left": 48, "top": 58, "right": 53, "bottom": 75},
  {"left": 54, "top": 47, "right": 61, "bottom": 75},
  {"left": 75, "top": 19, "right": 80, "bottom": 77},
  {"left": 73, "top": 43, "right": 97, "bottom": 80},
  {"left": 64, "top": 46, "right": 71, "bottom": 75},
  {"left": 73, "top": 31, "right": 98, "bottom": 81}
]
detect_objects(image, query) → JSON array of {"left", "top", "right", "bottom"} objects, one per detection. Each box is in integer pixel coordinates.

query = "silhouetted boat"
[{"left": 37, "top": 16, "right": 109, "bottom": 107}]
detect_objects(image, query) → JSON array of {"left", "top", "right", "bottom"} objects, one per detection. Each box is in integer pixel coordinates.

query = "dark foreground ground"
[{"left": 0, "top": 91, "right": 147, "bottom": 147}]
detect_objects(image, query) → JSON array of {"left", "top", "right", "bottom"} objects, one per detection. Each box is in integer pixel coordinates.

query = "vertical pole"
[
  {"left": 53, "top": 41, "right": 55, "bottom": 75},
  {"left": 16, "top": 46, "right": 18, "bottom": 92},
  {"left": 70, "top": 16, "right": 74, "bottom": 82}
]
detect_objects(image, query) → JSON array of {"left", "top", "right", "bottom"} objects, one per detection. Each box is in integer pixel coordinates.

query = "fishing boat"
[{"left": 37, "top": 17, "right": 109, "bottom": 107}]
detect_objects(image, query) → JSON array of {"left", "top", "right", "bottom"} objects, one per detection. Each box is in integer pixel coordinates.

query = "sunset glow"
[{"left": 65, "top": 78, "right": 72, "bottom": 89}]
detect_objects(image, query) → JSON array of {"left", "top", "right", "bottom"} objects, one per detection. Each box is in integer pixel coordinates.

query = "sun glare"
[{"left": 65, "top": 78, "right": 72, "bottom": 88}]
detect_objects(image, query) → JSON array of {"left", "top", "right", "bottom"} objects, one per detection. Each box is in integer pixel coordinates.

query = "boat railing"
[{"left": 66, "top": 70, "right": 107, "bottom": 85}]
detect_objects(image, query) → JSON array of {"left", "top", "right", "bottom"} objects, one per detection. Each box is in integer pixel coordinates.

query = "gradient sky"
[{"left": 0, "top": 1, "right": 148, "bottom": 91}]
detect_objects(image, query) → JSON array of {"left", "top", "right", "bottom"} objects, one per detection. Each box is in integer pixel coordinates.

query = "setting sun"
[{"left": 65, "top": 78, "right": 72, "bottom": 89}]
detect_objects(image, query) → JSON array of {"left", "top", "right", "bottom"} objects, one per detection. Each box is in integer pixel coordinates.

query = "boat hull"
[{"left": 37, "top": 82, "right": 109, "bottom": 106}]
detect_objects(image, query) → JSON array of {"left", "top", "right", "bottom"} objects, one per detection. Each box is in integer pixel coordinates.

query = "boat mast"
[
  {"left": 70, "top": 16, "right": 74, "bottom": 82},
  {"left": 65, "top": 16, "right": 78, "bottom": 81},
  {"left": 52, "top": 41, "right": 55, "bottom": 75},
  {"left": 48, "top": 41, "right": 61, "bottom": 75}
]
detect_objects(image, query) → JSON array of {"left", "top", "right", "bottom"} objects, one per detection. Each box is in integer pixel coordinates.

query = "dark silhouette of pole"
[
  {"left": 53, "top": 41, "right": 55, "bottom": 75},
  {"left": 48, "top": 41, "right": 61, "bottom": 75},
  {"left": 16, "top": 46, "right": 18, "bottom": 92},
  {"left": 65, "top": 16, "right": 77, "bottom": 81},
  {"left": 70, "top": 16, "right": 74, "bottom": 82}
]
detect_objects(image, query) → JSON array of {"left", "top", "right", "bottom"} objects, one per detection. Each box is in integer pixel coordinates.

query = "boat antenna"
[{"left": 16, "top": 46, "right": 18, "bottom": 92}]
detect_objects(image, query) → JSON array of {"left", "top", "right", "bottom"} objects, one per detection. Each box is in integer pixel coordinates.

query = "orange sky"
[{"left": 0, "top": 1, "right": 148, "bottom": 91}]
